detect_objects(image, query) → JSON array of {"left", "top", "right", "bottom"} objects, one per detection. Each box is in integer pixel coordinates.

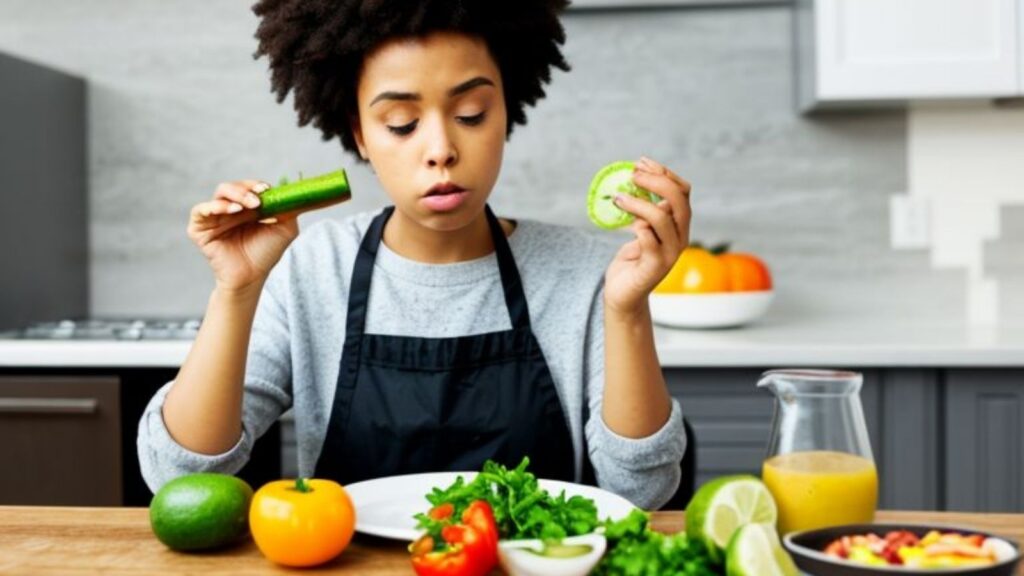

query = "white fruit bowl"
[{"left": 649, "top": 291, "right": 774, "bottom": 329}]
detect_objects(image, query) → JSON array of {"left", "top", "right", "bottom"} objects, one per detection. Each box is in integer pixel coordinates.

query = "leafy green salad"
[
  {"left": 415, "top": 457, "right": 599, "bottom": 542},
  {"left": 415, "top": 458, "right": 719, "bottom": 575}
]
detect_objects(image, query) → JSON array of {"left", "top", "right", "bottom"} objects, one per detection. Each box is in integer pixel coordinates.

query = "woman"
[{"left": 138, "top": 0, "right": 692, "bottom": 509}]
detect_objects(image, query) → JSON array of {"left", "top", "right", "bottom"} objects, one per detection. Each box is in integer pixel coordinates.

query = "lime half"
[
  {"left": 587, "top": 161, "right": 653, "bottom": 230},
  {"left": 685, "top": 475, "right": 778, "bottom": 564},
  {"left": 726, "top": 523, "right": 799, "bottom": 576}
]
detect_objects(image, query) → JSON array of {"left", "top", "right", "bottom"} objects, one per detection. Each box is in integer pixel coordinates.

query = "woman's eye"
[
  {"left": 387, "top": 120, "right": 418, "bottom": 136},
  {"left": 457, "top": 112, "right": 486, "bottom": 126}
]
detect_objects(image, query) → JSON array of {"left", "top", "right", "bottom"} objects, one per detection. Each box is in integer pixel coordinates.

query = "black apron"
[{"left": 313, "top": 205, "right": 578, "bottom": 484}]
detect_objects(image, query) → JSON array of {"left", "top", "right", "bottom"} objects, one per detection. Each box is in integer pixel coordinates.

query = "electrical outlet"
[{"left": 890, "top": 194, "right": 931, "bottom": 249}]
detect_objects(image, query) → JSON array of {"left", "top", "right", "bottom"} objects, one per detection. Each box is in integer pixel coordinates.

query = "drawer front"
[{"left": 0, "top": 375, "right": 121, "bottom": 505}]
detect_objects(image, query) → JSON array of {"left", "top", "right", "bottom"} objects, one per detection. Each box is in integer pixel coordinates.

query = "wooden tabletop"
[{"left": 0, "top": 507, "right": 1020, "bottom": 575}]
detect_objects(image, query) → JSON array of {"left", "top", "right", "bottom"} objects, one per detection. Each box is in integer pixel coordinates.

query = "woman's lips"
[{"left": 421, "top": 190, "right": 469, "bottom": 212}]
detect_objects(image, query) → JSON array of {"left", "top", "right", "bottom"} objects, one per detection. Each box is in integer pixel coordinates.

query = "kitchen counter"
[
  {"left": 1, "top": 507, "right": 1021, "bottom": 575},
  {"left": 2, "top": 317, "right": 1023, "bottom": 368}
]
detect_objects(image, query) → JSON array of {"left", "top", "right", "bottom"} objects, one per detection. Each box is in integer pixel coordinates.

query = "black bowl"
[{"left": 783, "top": 523, "right": 1021, "bottom": 576}]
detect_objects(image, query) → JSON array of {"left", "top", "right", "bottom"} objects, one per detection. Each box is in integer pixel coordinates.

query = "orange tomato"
[
  {"left": 719, "top": 253, "right": 772, "bottom": 292},
  {"left": 249, "top": 478, "right": 356, "bottom": 567},
  {"left": 654, "top": 247, "right": 731, "bottom": 293}
]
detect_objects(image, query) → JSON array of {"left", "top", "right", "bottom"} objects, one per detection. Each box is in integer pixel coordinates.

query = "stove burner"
[{"left": 1, "top": 319, "right": 202, "bottom": 341}]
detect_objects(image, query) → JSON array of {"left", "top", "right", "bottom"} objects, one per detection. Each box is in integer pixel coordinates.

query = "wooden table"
[{"left": 0, "top": 507, "right": 1020, "bottom": 575}]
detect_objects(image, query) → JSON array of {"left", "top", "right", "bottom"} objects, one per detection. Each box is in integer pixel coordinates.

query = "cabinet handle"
[{"left": 0, "top": 398, "right": 99, "bottom": 415}]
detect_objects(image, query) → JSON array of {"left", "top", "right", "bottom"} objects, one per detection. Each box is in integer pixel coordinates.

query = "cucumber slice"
[
  {"left": 587, "top": 161, "right": 653, "bottom": 230},
  {"left": 259, "top": 169, "right": 352, "bottom": 217}
]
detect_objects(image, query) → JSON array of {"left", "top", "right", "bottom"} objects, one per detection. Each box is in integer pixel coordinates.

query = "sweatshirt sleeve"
[
  {"left": 582, "top": 280, "right": 688, "bottom": 511},
  {"left": 137, "top": 259, "right": 295, "bottom": 494}
]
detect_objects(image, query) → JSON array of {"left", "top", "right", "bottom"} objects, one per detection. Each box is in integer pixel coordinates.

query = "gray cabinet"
[
  {"left": 664, "top": 369, "right": 773, "bottom": 487},
  {"left": 0, "top": 375, "right": 122, "bottom": 505},
  {"left": 945, "top": 369, "right": 1024, "bottom": 512},
  {"left": 874, "top": 369, "right": 942, "bottom": 511}
]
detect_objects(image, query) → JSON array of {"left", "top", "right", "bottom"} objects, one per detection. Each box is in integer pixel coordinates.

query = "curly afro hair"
[{"left": 252, "top": 0, "right": 571, "bottom": 161}]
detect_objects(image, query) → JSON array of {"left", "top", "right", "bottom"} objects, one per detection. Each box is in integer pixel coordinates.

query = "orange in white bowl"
[{"left": 649, "top": 291, "right": 774, "bottom": 329}]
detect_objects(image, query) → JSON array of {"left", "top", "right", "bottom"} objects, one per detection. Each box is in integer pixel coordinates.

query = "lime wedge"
[
  {"left": 685, "top": 475, "right": 777, "bottom": 564},
  {"left": 587, "top": 161, "right": 653, "bottom": 230},
  {"left": 726, "top": 523, "right": 798, "bottom": 576}
]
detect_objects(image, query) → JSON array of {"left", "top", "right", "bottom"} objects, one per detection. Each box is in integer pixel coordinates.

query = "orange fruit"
[
  {"left": 250, "top": 478, "right": 356, "bottom": 567},
  {"left": 655, "top": 247, "right": 731, "bottom": 293},
  {"left": 719, "top": 253, "right": 772, "bottom": 292}
]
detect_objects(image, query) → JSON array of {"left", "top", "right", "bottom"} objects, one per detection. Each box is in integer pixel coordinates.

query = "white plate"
[
  {"left": 345, "top": 471, "right": 638, "bottom": 541},
  {"left": 649, "top": 290, "right": 774, "bottom": 329}
]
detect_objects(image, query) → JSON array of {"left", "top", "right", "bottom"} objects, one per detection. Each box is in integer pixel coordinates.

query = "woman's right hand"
[{"left": 187, "top": 180, "right": 299, "bottom": 293}]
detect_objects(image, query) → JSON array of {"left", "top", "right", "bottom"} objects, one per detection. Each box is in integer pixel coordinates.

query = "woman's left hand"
[{"left": 604, "top": 156, "right": 692, "bottom": 316}]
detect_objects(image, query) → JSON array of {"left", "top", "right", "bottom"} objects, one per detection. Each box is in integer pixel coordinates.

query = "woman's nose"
[{"left": 425, "top": 122, "right": 458, "bottom": 168}]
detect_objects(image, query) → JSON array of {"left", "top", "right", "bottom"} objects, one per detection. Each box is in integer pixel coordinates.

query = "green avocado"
[{"left": 149, "top": 473, "right": 253, "bottom": 551}]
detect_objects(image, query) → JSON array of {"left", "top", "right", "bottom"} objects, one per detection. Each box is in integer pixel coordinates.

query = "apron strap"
[
  {"left": 343, "top": 205, "right": 393, "bottom": 341},
  {"left": 484, "top": 205, "right": 531, "bottom": 331}
]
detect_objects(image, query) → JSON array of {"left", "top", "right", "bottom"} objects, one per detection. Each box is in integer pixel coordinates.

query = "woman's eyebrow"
[{"left": 369, "top": 76, "right": 496, "bottom": 107}]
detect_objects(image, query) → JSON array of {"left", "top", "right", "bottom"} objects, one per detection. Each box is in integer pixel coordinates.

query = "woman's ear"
[{"left": 351, "top": 117, "right": 368, "bottom": 161}]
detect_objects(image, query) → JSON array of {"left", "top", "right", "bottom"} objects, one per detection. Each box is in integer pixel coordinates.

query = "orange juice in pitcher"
[
  {"left": 763, "top": 450, "right": 878, "bottom": 535},
  {"left": 758, "top": 370, "right": 879, "bottom": 535}
]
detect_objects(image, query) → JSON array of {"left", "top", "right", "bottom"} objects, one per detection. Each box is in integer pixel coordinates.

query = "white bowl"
[
  {"left": 498, "top": 533, "right": 607, "bottom": 576},
  {"left": 649, "top": 290, "right": 774, "bottom": 329}
]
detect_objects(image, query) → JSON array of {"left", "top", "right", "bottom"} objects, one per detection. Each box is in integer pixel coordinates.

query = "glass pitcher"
[{"left": 758, "top": 369, "right": 878, "bottom": 535}]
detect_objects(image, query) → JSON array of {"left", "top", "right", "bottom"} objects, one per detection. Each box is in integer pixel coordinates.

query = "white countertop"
[
  {"left": 0, "top": 341, "right": 192, "bottom": 368},
  {"left": 653, "top": 316, "right": 1024, "bottom": 367},
  {"left": 1, "top": 316, "right": 1023, "bottom": 368}
]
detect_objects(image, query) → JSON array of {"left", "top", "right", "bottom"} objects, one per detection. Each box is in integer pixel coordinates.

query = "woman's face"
[{"left": 352, "top": 31, "right": 507, "bottom": 232}]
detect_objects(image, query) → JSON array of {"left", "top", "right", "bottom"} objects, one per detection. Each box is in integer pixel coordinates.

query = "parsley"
[{"left": 593, "top": 509, "right": 720, "bottom": 576}]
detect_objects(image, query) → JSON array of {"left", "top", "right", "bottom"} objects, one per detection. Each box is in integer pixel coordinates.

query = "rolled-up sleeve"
[
  {"left": 582, "top": 284, "right": 688, "bottom": 510},
  {"left": 137, "top": 260, "right": 294, "bottom": 494}
]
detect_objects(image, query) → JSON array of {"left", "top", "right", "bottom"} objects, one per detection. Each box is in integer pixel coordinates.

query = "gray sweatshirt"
[{"left": 137, "top": 210, "right": 687, "bottom": 509}]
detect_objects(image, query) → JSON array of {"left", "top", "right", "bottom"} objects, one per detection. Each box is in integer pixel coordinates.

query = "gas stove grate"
[{"left": 0, "top": 319, "right": 201, "bottom": 341}]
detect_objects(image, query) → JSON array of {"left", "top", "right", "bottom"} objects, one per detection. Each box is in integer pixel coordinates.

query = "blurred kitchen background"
[
  {"left": 1, "top": 0, "right": 1022, "bottom": 511},
  {"left": 2, "top": 0, "right": 1022, "bottom": 323}
]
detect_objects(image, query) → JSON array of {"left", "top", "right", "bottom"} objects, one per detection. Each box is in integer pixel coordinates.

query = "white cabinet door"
[{"left": 809, "top": 0, "right": 1019, "bottom": 103}]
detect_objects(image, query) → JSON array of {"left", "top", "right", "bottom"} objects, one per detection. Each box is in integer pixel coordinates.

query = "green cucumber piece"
[
  {"left": 586, "top": 161, "right": 653, "bottom": 230},
  {"left": 259, "top": 169, "right": 351, "bottom": 217}
]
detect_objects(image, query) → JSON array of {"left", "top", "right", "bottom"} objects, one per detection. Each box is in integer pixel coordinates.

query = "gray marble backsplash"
[
  {"left": 3, "top": 1, "right": 1015, "bottom": 323},
  {"left": 989, "top": 207, "right": 1024, "bottom": 322}
]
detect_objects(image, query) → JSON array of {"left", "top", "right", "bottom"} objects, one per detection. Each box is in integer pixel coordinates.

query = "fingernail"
[
  {"left": 245, "top": 192, "right": 261, "bottom": 208},
  {"left": 252, "top": 182, "right": 271, "bottom": 194},
  {"left": 259, "top": 217, "right": 278, "bottom": 225},
  {"left": 614, "top": 193, "right": 626, "bottom": 205},
  {"left": 228, "top": 203, "right": 243, "bottom": 214}
]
